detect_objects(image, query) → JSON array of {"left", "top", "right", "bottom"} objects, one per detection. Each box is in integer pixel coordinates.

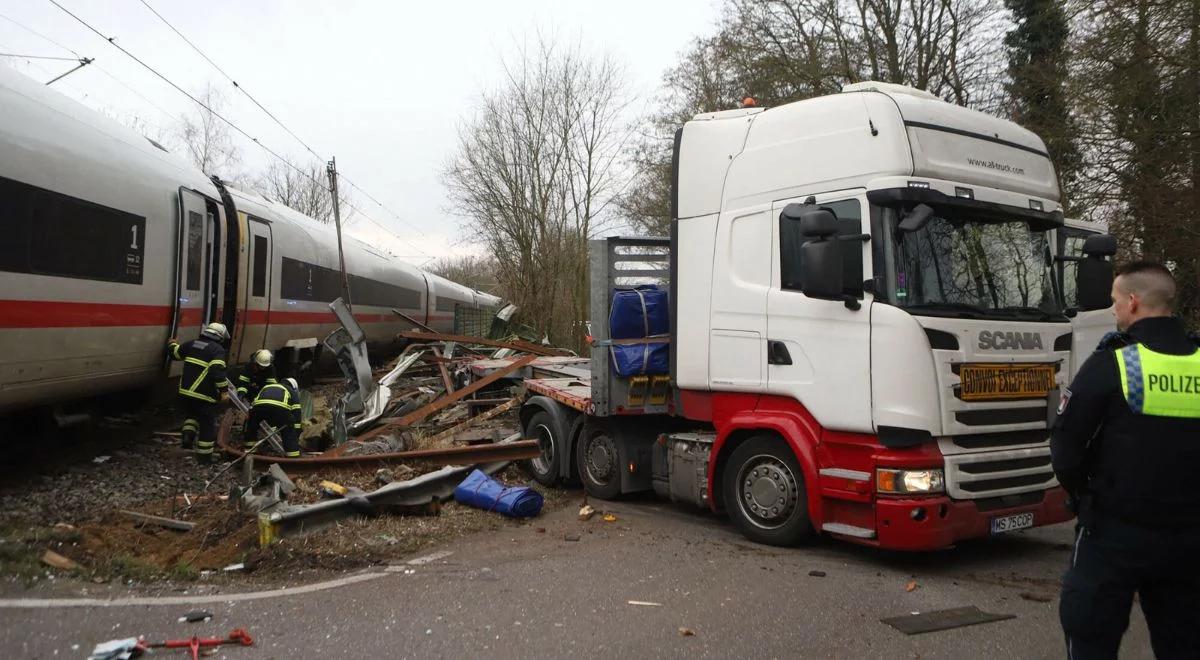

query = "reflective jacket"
[
  {"left": 168, "top": 338, "right": 229, "bottom": 403},
  {"left": 1052, "top": 317, "right": 1200, "bottom": 529}
]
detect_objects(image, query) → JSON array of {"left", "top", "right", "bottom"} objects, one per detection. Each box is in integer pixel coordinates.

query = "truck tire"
[
  {"left": 722, "top": 435, "right": 813, "bottom": 546},
  {"left": 576, "top": 423, "right": 622, "bottom": 500},
  {"left": 522, "top": 410, "right": 561, "bottom": 486}
]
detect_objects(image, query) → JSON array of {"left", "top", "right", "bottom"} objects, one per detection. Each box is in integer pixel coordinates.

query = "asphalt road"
[{"left": 1, "top": 495, "right": 1154, "bottom": 659}]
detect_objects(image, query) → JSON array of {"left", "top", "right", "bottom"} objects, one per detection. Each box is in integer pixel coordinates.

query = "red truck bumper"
[{"left": 866, "top": 487, "right": 1074, "bottom": 551}]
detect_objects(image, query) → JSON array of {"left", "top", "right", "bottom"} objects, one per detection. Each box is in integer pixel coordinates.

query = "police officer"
[
  {"left": 167, "top": 323, "right": 230, "bottom": 464},
  {"left": 243, "top": 377, "right": 303, "bottom": 458},
  {"left": 236, "top": 349, "right": 278, "bottom": 402},
  {"left": 1051, "top": 261, "right": 1200, "bottom": 658}
]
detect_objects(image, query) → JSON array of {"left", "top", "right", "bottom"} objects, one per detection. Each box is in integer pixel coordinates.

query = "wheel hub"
[
  {"left": 585, "top": 433, "right": 617, "bottom": 484},
  {"left": 531, "top": 424, "right": 555, "bottom": 474},
  {"left": 738, "top": 457, "right": 799, "bottom": 529}
]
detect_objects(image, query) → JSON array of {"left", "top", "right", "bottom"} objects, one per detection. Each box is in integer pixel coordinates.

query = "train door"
[
  {"left": 168, "top": 188, "right": 215, "bottom": 373},
  {"left": 239, "top": 218, "right": 273, "bottom": 356}
]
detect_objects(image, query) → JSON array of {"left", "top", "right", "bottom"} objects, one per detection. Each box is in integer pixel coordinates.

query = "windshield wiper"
[
  {"left": 903, "top": 302, "right": 990, "bottom": 318},
  {"left": 996, "top": 306, "right": 1065, "bottom": 321}
]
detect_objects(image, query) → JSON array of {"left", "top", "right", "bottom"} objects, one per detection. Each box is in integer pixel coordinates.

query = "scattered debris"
[
  {"left": 120, "top": 510, "right": 196, "bottom": 532},
  {"left": 678, "top": 627, "right": 696, "bottom": 637},
  {"left": 41, "top": 549, "right": 81, "bottom": 571},
  {"left": 578, "top": 505, "right": 596, "bottom": 521},
  {"left": 881, "top": 606, "right": 1015, "bottom": 635},
  {"left": 222, "top": 563, "right": 245, "bottom": 572},
  {"left": 628, "top": 600, "right": 663, "bottom": 607},
  {"left": 453, "top": 469, "right": 544, "bottom": 518},
  {"left": 564, "top": 533, "right": 580, "bottom": 542},
  {"left": 375, "top": 468, "right": 395, "bottom": 485},
  {"left": 146, "top": 628, "right": 254, "bottom": 656},
  {"left": 179, "top": 609, "right": 213, "bottom": 623},
  {"left": 1019, "top": 592, "right": 1053, "bottom": 603},
  {"left": 905, "top": 580, "right": 919, "bottom": 592},
  {"left": 53, "top": 522, "right": 77, "bottom": 532},
  {"left": 86, "top": 637, "right": 141, "bottom": 660},
  {"left": 92, "top": 455, "right": 112, "bottom": 464},
  {"left": 602, "top": 514, "right": 618, "bottom": 523},
  {"left": 808, "top": 570, "right": 827, "bottom": 578}
]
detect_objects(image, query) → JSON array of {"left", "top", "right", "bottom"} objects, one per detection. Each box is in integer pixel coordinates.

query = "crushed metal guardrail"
[{"left": 257, "top": 433, "right": 525, "bottom": 544}]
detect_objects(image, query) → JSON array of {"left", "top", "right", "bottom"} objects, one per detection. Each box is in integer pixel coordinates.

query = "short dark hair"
[{"left": 1115, "top": 260, "right": 1176, "bottom": 311}]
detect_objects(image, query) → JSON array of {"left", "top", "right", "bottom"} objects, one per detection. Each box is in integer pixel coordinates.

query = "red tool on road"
[{"left": 147, "top": 628, "right": 254, "bottom": 659}]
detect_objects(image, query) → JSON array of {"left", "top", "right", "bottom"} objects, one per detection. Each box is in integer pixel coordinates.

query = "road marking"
[
  {"left": 406, "top": 550, "right": 454, "bottom": 565},
  {"left": 0, "top": 572, "right": 386, "bottom": 609}
]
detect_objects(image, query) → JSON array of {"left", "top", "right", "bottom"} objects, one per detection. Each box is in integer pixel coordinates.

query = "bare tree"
[
  {"left": 177, "top": 83, "right": 241, "bottom": 177},
  {"left": 254, "top": 160, "right": 335, "bottom": 223},
  {"left": 443, "top": 36, "right": 631, "bottom": 350},
  {"left": 430, "top": 254, "right": 502, "bottom": 295},
  {"left": 621, "top": 0, "right": 1011, "bottom": 235}
]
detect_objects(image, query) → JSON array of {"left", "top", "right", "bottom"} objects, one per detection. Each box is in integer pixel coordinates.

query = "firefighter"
[
  {"left": 1051, "top": 261, "right": 1200, "bottom": 658},
  {"left": 167, "top": 323, "right": 230, "bottom": 464},
  {"left": 243, "top": 377, "right": 303, "bottom": 458},
  {"left": 236, "top": 349, "right": 277, "bottom": 403}
]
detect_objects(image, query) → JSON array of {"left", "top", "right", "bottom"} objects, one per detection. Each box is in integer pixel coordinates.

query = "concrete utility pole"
[{"left": 326, "top": 157, "right": 352, "bottom": 309}]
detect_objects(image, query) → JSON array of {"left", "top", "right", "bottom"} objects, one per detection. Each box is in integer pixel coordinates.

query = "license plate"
[
  {"left": 991, "top": 512, "right": 1034, "bottom": 534},
  {"left": 959, "top": 363, "right": 1055, "bottom": 401}
]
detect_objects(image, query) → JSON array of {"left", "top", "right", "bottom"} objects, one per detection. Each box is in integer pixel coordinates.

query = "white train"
[{"left": 0, "top": 64, "right": 500, "bottom": 414}]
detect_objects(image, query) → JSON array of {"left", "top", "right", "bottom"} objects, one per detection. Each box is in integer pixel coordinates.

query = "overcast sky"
[{"left": 0, "top": 0, "right": 720, "bottom": 264}]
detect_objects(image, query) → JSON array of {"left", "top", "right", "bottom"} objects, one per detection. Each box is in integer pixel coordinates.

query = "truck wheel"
[
  {"left": 522, "top": 410, "right": 560, "bottom": 486},
  {"left": 722, "top": 436, "right": 813, "bottom": 546},
  {"left": 576, "top": 423, "right": 622, "bottom": 500}
]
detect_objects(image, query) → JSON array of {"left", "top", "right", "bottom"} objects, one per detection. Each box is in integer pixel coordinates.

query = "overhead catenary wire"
[
  {"left": 136, "top": 0, "right": 427, "bottom": 238},
  {"left": 1, "top": 11, "right": 181, "bottom": 124},
  {"left": 0, "top": 52, "right": 82, "bottom": 61},
  {"left": 46, "top": 0, "right": 431, "bottom": 258}
]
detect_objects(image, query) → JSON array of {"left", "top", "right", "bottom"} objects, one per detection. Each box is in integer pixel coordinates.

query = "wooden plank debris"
[
  {"left": 355, "top": 354, "right": 535, "bottom": 442},
  {"left": 424, "top": 398, "right": 519, "bottom": 445},
  {"left": 398, "top": 331, "right": 571, "bottom": 357},
  {"left": 120, "top": 510, "right": 196, "bottom": 532}
]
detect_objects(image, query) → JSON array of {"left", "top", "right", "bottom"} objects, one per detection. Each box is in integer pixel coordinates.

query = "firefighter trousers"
[
  {"left": 1060, "top": 514, "right": 1200, "bottom": 659},
  {"left": 180, "top": 397, "right": 218, "bottom": 457}
]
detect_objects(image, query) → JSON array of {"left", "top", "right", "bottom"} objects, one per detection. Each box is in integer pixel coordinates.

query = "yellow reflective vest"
[{"left": 1116, "top": 344, "right": 1200, "bottom": 418}]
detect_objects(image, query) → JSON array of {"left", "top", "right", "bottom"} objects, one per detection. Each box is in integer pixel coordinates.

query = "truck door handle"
[{"left": 767, "top": 340, "right": 792, "bottom": 365}]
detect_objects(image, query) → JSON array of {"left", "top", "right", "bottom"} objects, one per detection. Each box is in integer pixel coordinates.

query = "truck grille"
[{"left": 942, "top": 446, "right": 1058, "bottom": 500}]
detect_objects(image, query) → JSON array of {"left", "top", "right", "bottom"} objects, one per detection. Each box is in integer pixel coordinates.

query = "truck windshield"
[{"left": 881, "top": 206, "right": 1065, "bottom": 321}]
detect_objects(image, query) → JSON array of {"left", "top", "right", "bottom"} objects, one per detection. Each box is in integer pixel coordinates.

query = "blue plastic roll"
[
  {"left": 453, "top": 469, "right": 544, "bottom": 518},
  {"left": 610, "top": 285, "right": 669, "bottom": 339}
]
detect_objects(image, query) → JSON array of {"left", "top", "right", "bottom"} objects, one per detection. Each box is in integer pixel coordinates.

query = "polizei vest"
[{"left": 1116, "top": 344, "right": 1200, "bottom": 418}]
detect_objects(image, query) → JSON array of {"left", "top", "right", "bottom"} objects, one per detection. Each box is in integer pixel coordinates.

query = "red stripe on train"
[{"left": 0, "top": 300, "right": 444, "bottom": 329}]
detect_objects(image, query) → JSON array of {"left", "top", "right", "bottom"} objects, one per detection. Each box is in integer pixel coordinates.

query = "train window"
[
  {"left": 436, "top": 297, "right": 456, "bottom": 312},
  {"left": 279, "top": 256, "right": 421, "bottom": 308},
  {"left": 252, "top": 235, "right": 268, "bottom": 297},
  {"left": 0, "top": 175, "right": 145, "bottom": 285},
  {"left": 185, "top": 211, "right": 203, "bottom": 291}
]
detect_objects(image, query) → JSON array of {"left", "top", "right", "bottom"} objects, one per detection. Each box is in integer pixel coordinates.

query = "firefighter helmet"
[
  {"left": 201, "top": 322, "right": 229, "bottom": 341},
  {"left": 253, "top": 349, "right": 273, "bottom": 368},
  {"left": 285, "top": 377, "right": 299, "bottom": 392}
]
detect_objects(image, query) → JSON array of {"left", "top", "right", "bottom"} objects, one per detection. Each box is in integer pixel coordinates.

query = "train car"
[{"left": 0, "top": 64, "right": 494, "bottom": 414}]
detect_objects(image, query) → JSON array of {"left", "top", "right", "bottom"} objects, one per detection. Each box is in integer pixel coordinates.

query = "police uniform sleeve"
[{"left": 1050, "top": 350, "right": 1118, "bottom": 498}]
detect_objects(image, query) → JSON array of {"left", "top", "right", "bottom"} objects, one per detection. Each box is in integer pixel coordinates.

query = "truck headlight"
[{"left": 876, "top": 468, "right": 945, "bottom": 495}]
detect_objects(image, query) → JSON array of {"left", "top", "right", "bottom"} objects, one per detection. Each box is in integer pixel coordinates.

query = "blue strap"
[{"left": 1120, "top": 345, "right": 1145, "bottom": 414}]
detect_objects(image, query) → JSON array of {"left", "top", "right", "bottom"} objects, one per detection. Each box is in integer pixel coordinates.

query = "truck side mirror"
[
  {"left": 1082, "top": 234, "right": 1117, "bottom": 257},
  {"left": 1076, "top": 235, "right": 1116, "bottom": 311},
  {"left": 793, "top": 208, "right": 843, "bottom": 299},
  {"left": 897, "top": 204, "right": 935, "bottom": 233}
]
